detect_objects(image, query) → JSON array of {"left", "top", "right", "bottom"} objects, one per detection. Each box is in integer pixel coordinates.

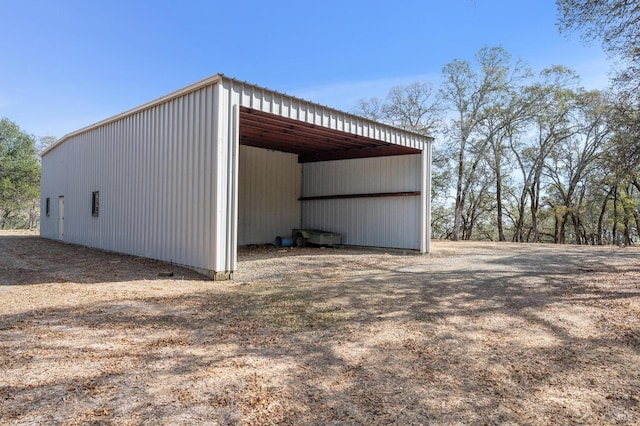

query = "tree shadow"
[
  {"left": 1, "top": 241, "right": 639, "bottom": 423},
  {"left": 0, "top": 234, "right": 208, "bottom": 285},
  {"left": 1, "top": 234, "right": 420, "bottom": 286}
]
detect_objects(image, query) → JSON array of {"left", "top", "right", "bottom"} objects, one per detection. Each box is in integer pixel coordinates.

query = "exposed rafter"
[{"left": 238, "top": 107, "right": 420, "bottom": 162}]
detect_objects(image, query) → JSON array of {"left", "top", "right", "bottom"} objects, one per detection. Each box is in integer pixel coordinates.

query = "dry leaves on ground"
[{"left": 1, "top": 231, "right": 639, "bottom": 424}]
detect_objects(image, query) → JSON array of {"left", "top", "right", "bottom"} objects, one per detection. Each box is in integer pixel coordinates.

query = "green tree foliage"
[
  {"left": 355, "top": 45, "right": 639, "bottom": 245},
  {"left": 0, "top": 118, "right": 41, "bottom": 229},
  {"left": 556, "top": 1, "right": 640, "bottom": 243},
  {"left": 556, "top": 0, "right": 640, "bottom": 92},
  {"left": 440, "top": 46, "right": 530, "bottom": 240}
]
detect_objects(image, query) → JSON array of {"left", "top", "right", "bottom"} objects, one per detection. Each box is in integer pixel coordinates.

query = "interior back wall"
[{"left": 237, "top": 145, "right": 302, "bottom": 245}]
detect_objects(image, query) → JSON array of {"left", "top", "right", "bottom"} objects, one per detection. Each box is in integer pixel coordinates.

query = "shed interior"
[{"left": 236, "top": 108, "right": 422, "bottom": 247}]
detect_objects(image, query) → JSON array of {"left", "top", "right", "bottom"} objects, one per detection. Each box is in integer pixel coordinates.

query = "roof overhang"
[
  {"left": 42, "top": 73, "right": 433, "bottom": 161},
  {"left": 239, "top": 107, "right": 421, "bottom": 163}
]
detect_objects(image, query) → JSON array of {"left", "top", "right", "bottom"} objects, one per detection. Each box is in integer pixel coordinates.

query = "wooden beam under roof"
[{"left": 238, "top": 106, "right": 421, "bottom": 162}]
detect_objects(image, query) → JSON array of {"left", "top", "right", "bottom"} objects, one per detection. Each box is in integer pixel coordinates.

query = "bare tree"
[
  {"left": 352, "top": 46, "right": 635, "bottom": 246},
  {"left": 480, "top": 81, "right": 532, "bottom": 241},
  {"left": 381, "top": 82, "right": 441, "bottom": 135},
  {"left": 507, "top": 67, "right": 580, "bottom": 242},
  {"left": 355, "top": 82, "right": 440, "bottom": 136},
  {"left": 441, "top": 46, "right": 531, "bottom": 241},
  {"left": 545, "top": 90, "right": 611, "bottom": 244},
  {"left": 354, "top": 97, "right": 384, "bottom": 123},
  {"left": 37, "top": 136, "right": 58, "bottom": 156},
  {"left": 354, "top": 80, "right": 446, "bottom": 216}
]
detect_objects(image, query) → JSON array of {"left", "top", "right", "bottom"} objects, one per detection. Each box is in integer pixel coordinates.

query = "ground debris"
[{"left": 1, "top": 232, "right": 639, "bottom": 424}]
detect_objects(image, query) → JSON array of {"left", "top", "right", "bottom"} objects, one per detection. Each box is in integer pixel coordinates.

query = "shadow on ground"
[
  {"left": 1, "top": 237, "right": 639, "bottom": 424},
  {"left": 0, "top": 234, "right": 205, "bottom": 285}
]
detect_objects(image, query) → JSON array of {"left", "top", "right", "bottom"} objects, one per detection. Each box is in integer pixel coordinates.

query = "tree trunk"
[
  {"left": 571, "top": 213, "right": 583, "bottom": 245},
  {"left": 529, "top": 182, "right": 540, "bottom": 243},
  {"left": 559, "top": 212, "right": 569, "bottom": 244},
  {"left": 622, "top": 184, "right": 635, "bottom": 245},
  {"left": 463, "top": 212, "right": 472, "bottom": 240},
  {"left": 623, "top": 218, "right": 632, "bottom": 245},
  {"left": 629, "top": 184, "right": 640, "bottom": 244},
  {"left": 597, "top": 188, "right": 613, "bottom": 245},
  {"left": 553, "top": 212, "right": 560, "bottom": 243},
  {"left": 496, "top": 165, "right": 505, "bottom": 241},
  {"left": 612, "top": 189, "right": 619, "bottom": 245},
  {"left": 0, "top": 211, "right": 9, "bottom": 230},
  {"left": 512, "top": 194, "right": 526, "bottom": 242},
  {"left": 451, "top": 138, "right": 466, "bottom": 241},
  {"left": 28, "top": 200, "right": 38, "bottom": 230},
  {"left": 517, "top": 189, "right": 530, "bottom": 243},
  {"left": 530, "top": 208, "right": 538, "bottom": 242}
]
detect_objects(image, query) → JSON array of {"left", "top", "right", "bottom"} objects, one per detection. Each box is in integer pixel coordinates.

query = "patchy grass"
[{"left": 1, "top": 231, "right": 639, "bottom": 424}]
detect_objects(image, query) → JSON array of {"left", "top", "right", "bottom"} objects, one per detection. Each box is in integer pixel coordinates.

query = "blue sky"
[{"left": 2, "top": 0, "right": 609, "bottom": 140}]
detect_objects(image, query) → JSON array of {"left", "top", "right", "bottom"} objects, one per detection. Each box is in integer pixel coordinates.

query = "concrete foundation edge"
[{"left": 200, "top": 269, "right": 233, "bottom": 281}]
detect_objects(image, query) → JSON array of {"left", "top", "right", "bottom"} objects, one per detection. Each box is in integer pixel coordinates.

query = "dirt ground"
[{"left": 0, "top": 231, "right": 639, "bottom": 425}]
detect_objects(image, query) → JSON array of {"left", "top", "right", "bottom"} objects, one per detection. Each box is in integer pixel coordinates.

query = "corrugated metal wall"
[
  {"left": 41, "top": 74, "right": 432, "bottom": 278},
  {"left": 224, "top": 77, "right": 429, "bottom": 252},
  {"left": 237, "top": 145, "right": 302, "bottom": 245},
  {"left": 40, "top": 83, "right": 220, "bottom": 273},
  {"left": 40, "top": 147, "right": 65, "bottom": 240},
  {"left": 301, "top": 154, "right": 422, "bottom": 249}
]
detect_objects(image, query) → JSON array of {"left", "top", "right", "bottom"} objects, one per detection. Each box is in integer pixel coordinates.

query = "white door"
[{"left": 58, "top": 196, "right": 64, "bottom": 240}]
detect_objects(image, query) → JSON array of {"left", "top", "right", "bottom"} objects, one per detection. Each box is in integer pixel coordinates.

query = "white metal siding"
[
  {"left": 302, "top": 155, "right": 422, "bottom": 196},
  {"left": 238, "top": 146, "right": 302, "bottom": 245},
  {"left": 40, "top": 148, "right": 65, "bottom": 240},
  {"left": 212, "top": 82, "right": 236, "bottom": 275},
  {"left": 41, "top": 74, "right": 433, "bottom": 278},
  {"left": 303, "top": 197, "right": 422, "bottom": 249},
  {"left": 421, "top": 147, "right": 432, "bottom": 253},
  {"left": 301, "top": 155, "right": 422, "bottom": 249},
  {"left": 217, "top": 76, "right": 431, "bottom": 256},
  {"left": 40, "top": 84, "right": 219, "bottom": 272}
]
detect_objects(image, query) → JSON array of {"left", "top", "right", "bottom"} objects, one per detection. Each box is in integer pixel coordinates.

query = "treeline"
[
  {"left": 355, "top": 46, "right": 640, "bottom": 245},
  {"left": 0, "top": 118, "right": 42, "bottom": 229}
]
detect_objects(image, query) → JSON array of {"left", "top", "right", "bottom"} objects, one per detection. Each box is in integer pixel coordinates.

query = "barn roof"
[{"left": 42, "top": 74, "right": 433, "bottom": 162}]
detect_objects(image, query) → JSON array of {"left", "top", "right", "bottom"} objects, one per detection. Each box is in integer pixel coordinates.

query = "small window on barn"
[
  {"left": 45, "top": 198, "right": 50, "bottom": 217},
  {"left": 91, "top": 191, "right": 100, "bottom": 217}
]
